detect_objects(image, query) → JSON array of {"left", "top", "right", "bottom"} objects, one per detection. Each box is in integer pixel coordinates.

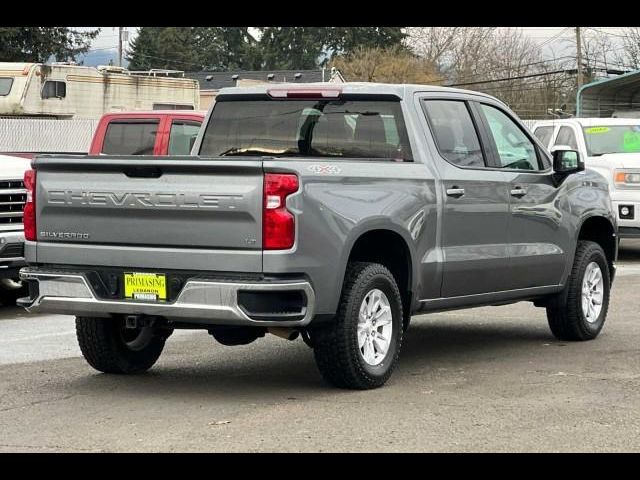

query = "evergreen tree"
[
  {"left": 0, "top": 27, "right": 100, "bottom": 63},
  {"left": 258, "top": 27, "right": 326, "bottom": 69},
  {"left": 127, "top": 27, "right": 201, "bottom": 70},
  {"left": 127, "top": 27, "right": 260, "bottom": 71},
  {"left": 256, "top": 27, "right": 406, "bottom": 69}
]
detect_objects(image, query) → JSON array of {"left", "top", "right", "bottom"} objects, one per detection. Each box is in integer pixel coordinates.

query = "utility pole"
[
  {"left": 576, "top": 26, "right": 583, "bottom": 89},
  {"left": 117, "top": 27, "right": 123, "bottom": 67},
  {"left": 116, "top": 27, "right": 129, "bottom": 67}
]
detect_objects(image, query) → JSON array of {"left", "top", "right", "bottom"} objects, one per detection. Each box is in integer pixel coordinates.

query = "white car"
[
  {"left": 533, "top": 118, "right": 640, "bottom": 239},
  {"left": 0, "top": 154, "right": 31, "bottom": 303}
]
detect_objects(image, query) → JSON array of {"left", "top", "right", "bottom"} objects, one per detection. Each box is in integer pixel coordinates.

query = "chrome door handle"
[
  {"left": 510, "top": 187, "right": 527, "bottom": 197},
  {"left": 446, "top": 187, "right": 465, "bottom": 198}
]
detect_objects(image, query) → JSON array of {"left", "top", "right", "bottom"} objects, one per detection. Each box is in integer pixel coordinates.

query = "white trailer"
[{"left": 0, "top": 62, "right": 199, "bottom": 119}]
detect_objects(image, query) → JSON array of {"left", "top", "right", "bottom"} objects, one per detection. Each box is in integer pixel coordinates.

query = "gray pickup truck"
[{"left": 18, "top": 83, "right": 617, "bottom": 389}]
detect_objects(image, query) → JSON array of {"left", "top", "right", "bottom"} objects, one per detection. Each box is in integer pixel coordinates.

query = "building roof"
[
  {"left": 185, "top": 69, "right": 342, "bottom": 90},
  {"left": 577, "top": 70, "right": 640, "bottom": 117}
]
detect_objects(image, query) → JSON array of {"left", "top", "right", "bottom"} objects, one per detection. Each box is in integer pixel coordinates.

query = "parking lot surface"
[{"left": 1, "top": 242, "right": 640, "bottom": 452}]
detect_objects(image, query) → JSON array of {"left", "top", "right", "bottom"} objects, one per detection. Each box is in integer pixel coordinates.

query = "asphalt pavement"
[{"left": 1, "top": 241, "right": 639, "bottom": 452}]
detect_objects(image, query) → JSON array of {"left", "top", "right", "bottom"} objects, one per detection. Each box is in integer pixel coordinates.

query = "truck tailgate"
[{"left": 32, "top": 156, "right": 264, "bottom": 272}]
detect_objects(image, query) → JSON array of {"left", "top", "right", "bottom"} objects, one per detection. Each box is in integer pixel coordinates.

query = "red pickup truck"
[{"left": 89, "top": 111, "right": 206, "bottom": 156}]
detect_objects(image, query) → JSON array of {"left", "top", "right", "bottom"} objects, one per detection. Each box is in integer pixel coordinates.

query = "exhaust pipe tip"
[{"left": 267, "top": 327, "right": 299, "bottom": 341}]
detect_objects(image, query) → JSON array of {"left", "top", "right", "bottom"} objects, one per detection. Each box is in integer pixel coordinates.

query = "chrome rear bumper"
[{"left": 18, "top": 267, "right": 315, "bottom": 327}]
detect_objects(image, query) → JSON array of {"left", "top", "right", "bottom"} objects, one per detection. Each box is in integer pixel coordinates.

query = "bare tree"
[
  {"left": 405, "top": 27, "right": 497, "bottom": 83},
  {"left": 614, "top": 27, "right": 640, "bottom": 69},
  {"left": 330, "top": 46, "right": 442, "bottom": 84},
  {"left": 405, "top": 27, "right": 578, "bottom": 119}
]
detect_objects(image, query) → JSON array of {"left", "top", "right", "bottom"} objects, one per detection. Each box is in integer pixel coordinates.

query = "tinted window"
[
  {"left": 199, "top": 98, "right": 413, "bottom": 161},
  {"left": 555, "top": 126, "right": 579, "bottom": 150},
  {"left": 168, "top": 121, "right": 201, "bottom": 155},
  {"left": 533, "top": 126, "right": 554, "bottom": 148},
  {"left": 480, "top": 104, "right": 540, "bottom": 170},
  {"left": 41, "top": 81, "right": 66, "bottom": 99},
  {"left": 102, "top": 121, "right": 158, "bottom": 155},
  {"left": 423, "top": 100, "right": 485, "bottom": 168},
  {"left": 0, "top": 78, "right": 13, "bottom": 96}
]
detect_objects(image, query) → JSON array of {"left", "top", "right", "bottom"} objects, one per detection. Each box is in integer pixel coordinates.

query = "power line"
[
  {"left": 431, "top": 55, "right": 576, "bottom": 86},
  {"left": 538, "top": 27, "right": 572, "bottom": 48},
  {"left": 446, "top": 69, "right": 570, "bottom": 87}
]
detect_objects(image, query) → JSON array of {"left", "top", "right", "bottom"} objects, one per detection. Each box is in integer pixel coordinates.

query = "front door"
[
  {"left": 422, "top": 98, "right": 512, "bottom": 297},
  {"left": 476, "top": 102, "right": 570, "bottom": 289}
]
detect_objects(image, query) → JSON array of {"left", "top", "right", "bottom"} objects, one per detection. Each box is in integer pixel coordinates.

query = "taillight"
[
  {"left": 263, "top": 173, "right": 299, "bottom": 250},
  {"left": 23, "top": 169, "right": 36, "bottom": 241}
]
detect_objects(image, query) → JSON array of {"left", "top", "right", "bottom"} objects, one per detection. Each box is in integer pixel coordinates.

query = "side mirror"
[{"left": 551, "top": 145, "right": 584, "bottom": 175}]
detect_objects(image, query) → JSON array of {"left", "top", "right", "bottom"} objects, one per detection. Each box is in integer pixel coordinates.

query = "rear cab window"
[
  {"left": 199, "top": 95, "right": 413, "bottom": 161},
  {"left": 102, "top": 120, "right": 159, "bottom": 155}
]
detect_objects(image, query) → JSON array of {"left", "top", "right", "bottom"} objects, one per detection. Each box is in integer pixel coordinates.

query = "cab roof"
[
  {"left": 100, "top": 110, "right": 206, "bottom": 118},
  {"left": 216, "top": 81, "right": 503, "bottom": 104}
]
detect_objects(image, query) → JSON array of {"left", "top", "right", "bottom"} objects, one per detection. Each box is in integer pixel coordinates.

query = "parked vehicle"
[
  {"left": 89, "top": 111, "right": 205, "bottom": 156},
  {"left": 0, "top": 154, "right": 31, "bottom": 303},
  {"left": 19, "top": 83, "right": 617, "bottom": 389},
  {"left": 533, "top": 118, "right": 640, "bottom": 239},
  {"left": 0, "top": 62, "right": 199, "bottom": 119}
]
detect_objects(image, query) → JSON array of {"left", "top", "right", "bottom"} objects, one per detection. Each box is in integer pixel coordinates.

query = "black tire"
[
  {"left": 312, "top": 262, "right": 403, "bottom": 389},
  {"left": 75, "top": 316, "right": 168, "bottom": 374},
  {"left": 546, "top": 240, "right": 610, "bottom": 341}
]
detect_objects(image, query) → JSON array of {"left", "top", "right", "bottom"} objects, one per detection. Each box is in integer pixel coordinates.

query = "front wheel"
[
  {"left": 76, "top": 316, "right": 169, "bottom": 374},
  {"left": 546, "top": 240, "right": 610, "bottom": 341},
  {"left": 312, "top": 262, "right": 403, "bottom": 389}
]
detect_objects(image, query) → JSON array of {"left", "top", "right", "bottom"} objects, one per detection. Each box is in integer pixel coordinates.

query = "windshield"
[
  {"left": 582, "top": 125, "right": 640, "bottom": 156},
  {"left": 199, "top": 98, "right": 413, "bottom": 161},
  {"left": 0, "top": 78, "right": 13, "bottom": 96}
]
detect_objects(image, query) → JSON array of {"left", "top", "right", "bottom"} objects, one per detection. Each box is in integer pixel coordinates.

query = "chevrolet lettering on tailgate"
[{"left": 46, "top": 190, "right": 242, "bottom": 210}]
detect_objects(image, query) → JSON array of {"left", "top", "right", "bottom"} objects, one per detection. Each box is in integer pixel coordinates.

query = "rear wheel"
[
  {"left": 312, "top": 262, "right": 403, "bottom": 389},
  {"left": 76, "top": 316, "right": 170, "bottom": 374},
  {"left": 546, "top": 240, "right": 610, "bottom": 341}
]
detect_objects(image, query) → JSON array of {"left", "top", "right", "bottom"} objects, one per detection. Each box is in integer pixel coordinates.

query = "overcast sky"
[{"left": 81, "top": 27, "right": 627, "bottom": 67}]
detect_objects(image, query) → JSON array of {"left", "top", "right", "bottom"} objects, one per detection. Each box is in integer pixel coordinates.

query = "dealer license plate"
[{"left": 124, "top": 272, "right": 167, "bottom": 301}]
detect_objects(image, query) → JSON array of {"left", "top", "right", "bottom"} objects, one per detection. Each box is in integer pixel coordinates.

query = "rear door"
[{"left": 422, "top": 97, "right": 512, "bottom": 297}]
